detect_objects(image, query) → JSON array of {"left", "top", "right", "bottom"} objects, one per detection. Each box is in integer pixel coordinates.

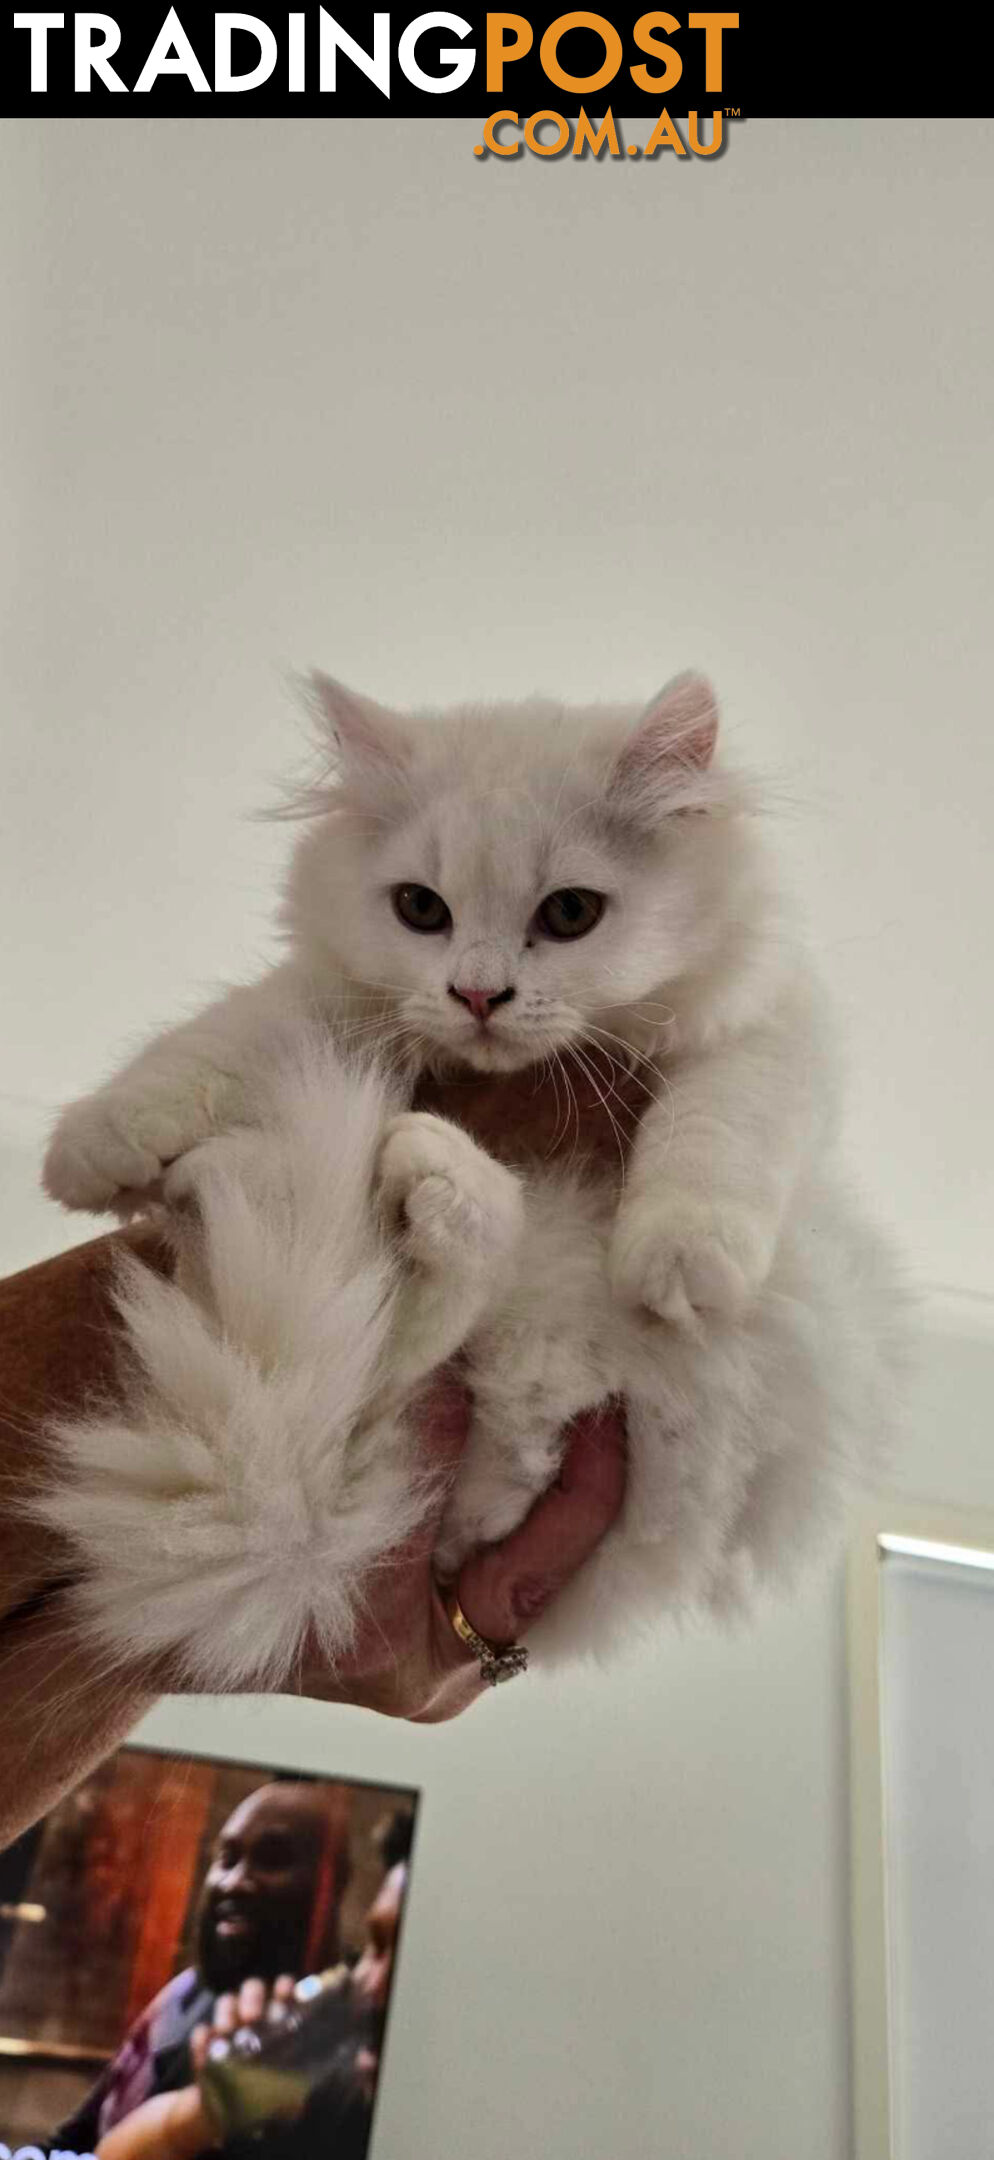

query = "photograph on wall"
[{"left": 0, "top": 1745, "right": 418, "bottom": 2160}]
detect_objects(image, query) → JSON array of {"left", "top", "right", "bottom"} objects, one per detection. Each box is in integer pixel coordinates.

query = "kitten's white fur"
[
  {"left": 39, "top": 674, "right": 906, "bottom": 1686},
  {"left": 37, "top": 1027, "right": 526, "bottom": 1689}
]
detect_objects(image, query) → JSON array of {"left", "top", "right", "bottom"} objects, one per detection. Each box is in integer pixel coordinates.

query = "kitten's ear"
[
  {"left": 309, "top": 673, "right": 412, "bottom": 788},
  {"left": 609, "top": 673, "right": 719, "bottom": 823}
]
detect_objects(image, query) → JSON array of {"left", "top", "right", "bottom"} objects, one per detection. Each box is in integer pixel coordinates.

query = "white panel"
[{"left": 881, "top": 1551, "right": 994, "bottom": 2159}]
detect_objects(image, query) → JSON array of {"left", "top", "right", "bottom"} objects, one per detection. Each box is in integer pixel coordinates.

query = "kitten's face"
[{"left": 287, "top": 677, "right": 732, "bottom": 1074}]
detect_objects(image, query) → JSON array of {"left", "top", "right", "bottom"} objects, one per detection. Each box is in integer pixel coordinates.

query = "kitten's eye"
[
  {"left": 536, "top": 888, "right": 605, "bottom": 941},
  {"left": 391, "top": 883, "right": 452, "bottom": 934}
]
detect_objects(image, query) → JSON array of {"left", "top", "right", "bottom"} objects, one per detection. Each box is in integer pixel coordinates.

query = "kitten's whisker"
[
  {"left": 553, "top": 1050, "right": 581, "bottom": 1167},
  {"left": 339, "top": 976, "right": 421, "bottom": 999},
  {"left": 573, "top": 1038, "right": 639, "bottom": 1117},
  {"left": 597, "top": 1028, "right": 676, "bottom": 1154},
  {"left": 585, "top": 1020, "right": 669, "bottom": 1080},
  {"left": 336, "top": 1025, "right": 413, "bottom": 1054},
  {"left": 334, "top": 1008, "right": 425, "bottom": 1045},
  {"left": 582, "top": 1024, "right": 676, "bottom": 1154},
  {"left": 546, "top": 1053, "right": 568, "bottom": 1150},
  {"left": 582, "top": 1025, "right": 666, "bottom": 1099},
  {"left": 595, "top": 996, "right": 677, "bottom": 1026},
  {"left": 565, "top": 1043, "right": 628, "bottom": 1185},
  {"left": 335, "top": 1015, "right": 399, "bottom": 1040},
  {"left": 579, "top": 1048, "right": 639, "bottom": 1127}
]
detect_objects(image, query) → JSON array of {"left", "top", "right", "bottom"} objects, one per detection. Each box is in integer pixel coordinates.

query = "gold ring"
[{"left": 443, "top": 1589, "right": 529, "bottom": 1687}]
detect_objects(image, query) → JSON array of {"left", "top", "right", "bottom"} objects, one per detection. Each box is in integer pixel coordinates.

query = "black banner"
[{"left": 0, "top": 5, "right": 978, "bottom": 116}]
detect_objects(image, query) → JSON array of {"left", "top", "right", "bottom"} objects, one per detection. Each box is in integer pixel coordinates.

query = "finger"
[
  {"left": 268, "top": 1973, "right": 297, "bottom": 2022},
  {"left": 212, "top": 1992, "right": 238, "bottom": 2037},
  {"left": 458, "top": 1403, "right": 626, "bottom": 1644},
  {"left": 189, "top": 2024, "right": 209, "bottom": 2076},
  {"left": 237, "top": 1977, "right": 267, "bottom": 2025}
]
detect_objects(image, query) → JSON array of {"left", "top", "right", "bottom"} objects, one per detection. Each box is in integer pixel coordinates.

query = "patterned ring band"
[{"left": 443, "top": 1589, "right": 529, "bottom": 1686}]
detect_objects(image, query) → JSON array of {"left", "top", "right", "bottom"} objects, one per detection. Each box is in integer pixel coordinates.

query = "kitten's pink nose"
[{"left": 448, "top": 983, "right": 516, "bottom": 1023}]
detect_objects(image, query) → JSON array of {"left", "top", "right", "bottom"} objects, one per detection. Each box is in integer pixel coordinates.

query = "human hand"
[
  {"left": 95, "top": 1975, "right": 341, "bottom": 2159},
  {"left": 188, "top": 1973, "right": 300, "bottom": 2072},
  {"left": 95, "top": 2082, "right": 213, "bottom": 2160},
  {"left": 295, "top": 1373, "right": 627, "bottom": 1722},
  {"left": 1, "top": 1044, "right": 634, "bottom": 1849}
]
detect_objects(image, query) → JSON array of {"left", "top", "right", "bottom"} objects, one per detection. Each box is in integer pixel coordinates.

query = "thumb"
[
  {"left": 457, "top": 1402, "right": 627, "bottom": 1645},
  {"left": 97, "top": 2086, "right": 212, "bottom": 2160}
]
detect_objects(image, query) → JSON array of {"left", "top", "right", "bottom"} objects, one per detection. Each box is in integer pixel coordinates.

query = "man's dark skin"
[{"left": 195, "top": 1785, "right": 344, "bottom": 1994}]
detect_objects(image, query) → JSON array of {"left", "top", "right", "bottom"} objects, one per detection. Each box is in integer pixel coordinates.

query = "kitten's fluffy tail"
[{"left": 32, "top": 1043, "right": 432, "bottom": 1692}]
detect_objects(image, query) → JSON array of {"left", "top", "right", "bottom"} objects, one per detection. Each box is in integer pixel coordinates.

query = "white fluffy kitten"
[{"left": 41, "top": 673, "right": 904, "bottom": 1684}]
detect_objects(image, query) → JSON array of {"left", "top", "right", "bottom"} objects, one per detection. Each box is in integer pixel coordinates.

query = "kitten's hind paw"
[{"left": 376, "top": 1112, "right": 524, "bottom": 1277}]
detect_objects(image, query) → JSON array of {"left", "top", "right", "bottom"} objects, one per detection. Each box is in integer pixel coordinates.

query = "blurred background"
[{"left": 2, "top": 117, "right": 992, "bottom": 2160}]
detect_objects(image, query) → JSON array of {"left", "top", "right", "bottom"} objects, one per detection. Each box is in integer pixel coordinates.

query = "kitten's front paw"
[
  {"left": 44, "top": 1085, "right": 221, "bottom": 1213},
  {"left": 376, "top": 1113, "right": 524, "bottom": 1275},
  {"left": 610, "top": 1202, "right": 773, "bottom": 1329}
]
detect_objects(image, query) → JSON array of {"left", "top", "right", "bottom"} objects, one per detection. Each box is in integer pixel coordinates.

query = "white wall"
[
  {"left": 3, "top": 116, "right": 992, "bottom": 1291},
  {"left": 3, "top": 114, "right": 993, "bottom": 2160}
]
